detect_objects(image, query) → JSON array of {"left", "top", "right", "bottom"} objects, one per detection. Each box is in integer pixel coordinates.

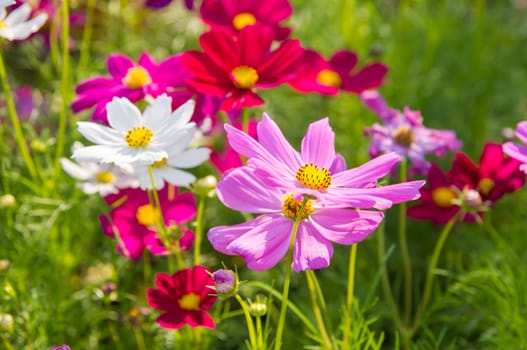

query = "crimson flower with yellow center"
[
  {"left": 208, "top": 114, "right": 424, "bottom": 271},
  {"left": 182, "top": 25, "right": 303, "bottom": 112},
  {"left": 199, "top": 0, "right": 292, "bottom": 40},
  {"left": 147, "top": 266, "right": 217, "bottom": 329}
]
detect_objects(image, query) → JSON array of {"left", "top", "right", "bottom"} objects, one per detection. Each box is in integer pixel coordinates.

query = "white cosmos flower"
[
  {"left": 0, "top": 1, "right": 15, "bottom": 9},
  {"left": 73, "top": 95, "right": 197, "bottom": 166},
  {"left": 133, "top": 140, "right": 211, "bottom": 190},
  {"left": 0, "top": 4, "right": 48, "bottom": 41},
  {"left": 62, "top": 142, "right": 139, "bottom": 196}
]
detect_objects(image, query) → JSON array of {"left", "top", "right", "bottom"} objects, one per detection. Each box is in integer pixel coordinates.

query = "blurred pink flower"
[
  {"left": 503, "top": 120, "right": 527, "bottom": 173},
  {"left": 289, "top": 49, "right": 388, "bottom": 95},
  {"left": 145, "top": 0, "right": 194, "bottom": 10},
  {"left": 72, "top": 52, "right": 192, "bottom": 123},
  {"left": 99, "top": 187, "right": 196, "bottom": 259},
  {"left": 362, "top": 90, "right": 461, "bottom": 175},
  {"left": 199, "top": 0, "right": 292, "bottom": 40},
  {"left": 208, "top": 114, "right": 424, "bottom": 271}
]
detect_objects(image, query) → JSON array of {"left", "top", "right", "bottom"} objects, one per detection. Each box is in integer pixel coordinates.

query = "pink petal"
[
  {"left": 332, "top": 152, "right": 401, "bottom": 187},
  {"left": 291, "top": 222, "right": 333, "bottom": 272},
  {"left": 310, "top": 208, "right": 383, "bottom": 245},
  {"left": 301, "top": 118, "right": 335, "bottom": 168}
]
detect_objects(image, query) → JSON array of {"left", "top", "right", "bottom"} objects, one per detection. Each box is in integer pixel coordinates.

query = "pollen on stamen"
[
  {"left": 393, "top": 127, "right": 415, "bottom": 148},
  {"left": 281, "top": 193, "right": 314, "bottom": 220},
  {"left": 296, "top": 163, "right": 332, "bottom": 190},
  {"left": 125, "top": 126, "right": 153, "bottom": 148},
  {"left": 122, "top": 66, "right": 152, "bottom": 89}
]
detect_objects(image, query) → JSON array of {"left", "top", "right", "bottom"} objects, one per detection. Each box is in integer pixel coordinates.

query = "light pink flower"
[
  {"left": 208, "top": 115, "right": 424, "bottom": 271},
  {"left": 503, "top": 120, "right": 527, "bottom": 173},
  {"left": 362, "top": 90, "right": 461, "bottom": 175}
]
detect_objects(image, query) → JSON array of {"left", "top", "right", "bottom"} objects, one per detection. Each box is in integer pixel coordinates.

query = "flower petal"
[
  {"left": 106, "top": 97, "right": 142, "bottom": 131},
  {"left": 301, "top": 118, "right": 335, "bottom": 168},
  {"left": 291, "top": 222, "right": 333, "bottom": 272},
  {"left": 76, "top": 121, "right": 123, "bottom": 145},
  {"left": 332, "top": 152, "right": 401, "bottom": 187},
  {"left": 168, "top": 148, "right": 211, "bottom": 168}
]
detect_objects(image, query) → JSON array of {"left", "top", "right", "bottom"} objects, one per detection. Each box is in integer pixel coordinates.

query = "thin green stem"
[
  {"left": 376, "top": 220, "right": 403, "bottom": 329},
  {"left": 341, "top": 244, "right": 358, "bottom": 350},
  {"left": 77, "top": 0, "right": 97, "bottom": 79},
  {"left": 0, "top": 50, "right": 37, "bottom": 179},
  {"left": 193, "top": 195, "right": 206, "bottom": 265},
  {"left": 234, "top": 293, "right": 258, "bottom": 350},
  {"left": 54, "top": 0, "right": 72, "bottom": 179},
  {"left": 1, "top": 336, "right": 15, "bottom": 350},
  {"left": 274, "top": 198, "right": 308, "bottom": 350},
  {"left": 256, "top": 314, "right": 264, "bottom": 349},
  {"left": 305, "top": 270, "right": 334, "bottom": 349},
  {"left": 411, "top": 215, "right": 457, "bottom": 334},
  {"left": 134, "top": 327, "right": 147, "bottom": 350},
  {"left": 398, "top": 158, "right": 412, "bottom": 324}
]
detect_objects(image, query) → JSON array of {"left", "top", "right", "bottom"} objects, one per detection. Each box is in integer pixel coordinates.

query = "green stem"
[
  {"left": 376, "top": 220, "right": 403, "bottom": 329},
  {"left": 411, "top": 215, "right": 457, "bottom": 334},
  {"left": 193, "top": 195, "right": 206, "bottom": 265},
  {"left": 274, "top": 198, "right": 308, "bottom": 350},
  {"left": 54, "top": 0, "right": 72, "bottom": 179},
  {"left": 234, "top": 293, "right": 258, "bottom": 349},
  {"left": 0, "top": 50, "right": 37, "bottom": 179},
  {"left": 1, "top": 336, "right": 15, "bottom": 350},
  {"left": 256, "top": 314, "right": 264, "bottom": 349},
  {"left": 341, "top": 244, "right": 358, "bottom": 350},
  {"left": 398, "top": 158, "right": 412, "bottom": 324},
  {"left": 305, "top": 270, "right": 334, "bottom": 349},
  {"left": 77, "top": 0, "right": 97, "bottom": 79},
  {"left": 134, "top": 327, "right": 147, "bottom": 350}
]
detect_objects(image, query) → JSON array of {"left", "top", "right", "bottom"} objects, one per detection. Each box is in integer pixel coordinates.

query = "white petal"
[
  {"left": 72, "top": 145, "right": 118, "bottom": 163},
  {"left": 60, "top": 158, "right": 93, "bottom": 180},
  {"left": 143, "top": 94, "right": 172, "bottom": 130},
  {"left": 77, "top": 122, "right": 123, "bottom": 145},
  {"left": 160, "top": 167, "right": 196, "bottom": 187},
  {"left": 168, "top": 148, "right": 210, "bottom": 168},
  {"left": 169, "top": 99, "right": 195, "bottom": 129},
  {"left": 4, "top": 3, "right": 30, "bottom": 26},
  {"left": 155, "top": 124, "right": 195, "bottom": 151},
  {"left": 107, "top": 97, "right": 142, "bottom": 131}
]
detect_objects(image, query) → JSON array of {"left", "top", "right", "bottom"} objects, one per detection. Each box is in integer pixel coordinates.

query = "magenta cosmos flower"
[
  {"left": 147, "top": 266, "right": 217, "bottom": 329},
  {"left": 503, "top": 120, "right": 527, "bottom": 173},
  {"left": 182, "top": 26, "right": 303, "bottom": 112},
  {"left": 199, "top": 0, "right": 292, "bottom": 40},
  {"left": 72, "top": 52, "right": 192, "bottom": 123},
  {"left": 145, "top": 0, "right": 194, "bottom": 10},
  {"left": 207, "top": 115, "right": 425, "bottom": 271},
  {"left": 99, "top": 187, "right": 196, "bottom": 259},
  {"left": 362, "top": 90, "right": 461, "bottom": 175},
  {"left": 289, "top": 49, "right": 388, "bottom": 95}
]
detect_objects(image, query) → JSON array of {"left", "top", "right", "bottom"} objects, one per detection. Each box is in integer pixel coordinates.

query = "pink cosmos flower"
[
  {"left": 207, "top": 115, "right": 424, "bottom": 271},
  {"left": 72, "top": 52, "right": 192, "bottom": 123},
  {"left": 289, "top": 49, "right": 388, "bottom": 95},
  {"left": 362, "top": 90, "right": 461, "bottom": 175},
  {"left": 147, "top": 266, "right": 217, "bottom": 329},
  {"left": 503, "top": 120, "right": 527, "bottom": 173},
  {"left": 182, "top": 26, "right": 303, "bottom": 112},
  {"left": 199, "top": 0, "right": 292, "bottom": 41},
  {"left": 99, "top": 187, "right": 196, "bottom": 259}
]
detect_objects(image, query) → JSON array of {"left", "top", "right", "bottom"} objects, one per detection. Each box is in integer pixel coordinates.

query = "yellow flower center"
[
  {"left": 478, "top": 178, "right": 494, "bottom": 195},
  {"left": 125, "top": 126, "right": 153, "bottom": 148},
  {"left": 0, "top": 21, "right": 7, "bottom": 29},
  {"left": 232, "top": 12, "right": 257, "bottom": 30},
  {"left": 393, "top": 127, "right": 415, "bottom": 148},
  {"left": 135, "top": 204, "right": 161, "bottom": 226},
  {"left": 178, "top": 292, "right": 201, "bottom": 311},
  {"left": 431, "top": 187, "right": 456, "bottom": 208},
  {"left": 315, "top": 69, "right": 342, "bottom": 87},
  {"left": 152, "top": 157, "right": 168, "bottom": 168},
  {"left": 296, "top": 163, "right": 332, "bottom": 190},
  {"left": 230, "top": 66, "right": 259, "bottom": 89},
  {"left": 122, "top": 66, "right": 152, "bottom": 89},
  {"left": 95, "top": 171, "right": 114, "bottom": 184},
  {"left": 281, "top": 193, "right": 314, "bottom": 220}
]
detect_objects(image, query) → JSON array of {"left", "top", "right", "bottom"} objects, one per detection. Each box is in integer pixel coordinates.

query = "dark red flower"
[
  {"left": 199, "top": 0, "right": 292, "bottom": 40},
  {"left": 288, "top": 49, "right": 388, "bottom": 95},
  {"left": 407, "top": 143, "right": 525, "bottom": 224},
  {"left": 182, "top": 26, "right": 303, "bottom": 112},
  {"left": 147, "top": 266, "right": 217, "bottom": 329}
]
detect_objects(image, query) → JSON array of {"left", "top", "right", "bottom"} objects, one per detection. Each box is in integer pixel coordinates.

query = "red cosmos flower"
[
  {"left": 288, "top": 49, "right": 388, "bottom": 95},
  {"left": 407, "top": 143, "right": 525, "bottom": 224},
  {"left": 199, "top": 0, "right": 292, "bottom": 41},
  {"left": 147, "top": 266, "right": 217, "bottom": 329},
  {"left": 181, "top": 26, "right": 303, "bottom": 112}
]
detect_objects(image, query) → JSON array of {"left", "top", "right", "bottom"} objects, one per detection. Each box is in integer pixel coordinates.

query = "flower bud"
[
  {"left": 0, "top": 259, "right": 11, "bottom": 271},
  {"left": 0, "top": 313, "right": 14, "bottom": 332},
  {"left": 212, "top": 269, "right": 237, "bottom": 295},
  {"left": 192, "top": 175, "right": 217, "bottom": 197},
  {"left": 49, "top": 345, "right": 71, "bottom": 350},
  {"left": 248, "top": 294, "right": 268, "bottom": 317},
  {"left": 31, "top": 139, "right": 47, "bottom": 153},
  {"left": 0, "top": 194, "right": 16, "bottom": 208}
]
